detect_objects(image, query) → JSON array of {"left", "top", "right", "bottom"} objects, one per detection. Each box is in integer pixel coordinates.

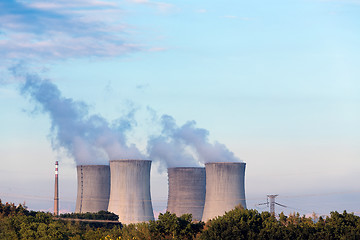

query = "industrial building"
[
  {"left": 68, "top": 159, "right": 247, "bottom": 224},
  {"left": 202, "top": 162, "right": 246, "bottom": 222},
  {"left": 167, "top": 167, "right": 206, "bottom": 221},
  {"left": 75, "top": 165, "right": 111, "bottom": 213},
  {"left": 107, "top": 160, "right": 155, "bottom": 224}
]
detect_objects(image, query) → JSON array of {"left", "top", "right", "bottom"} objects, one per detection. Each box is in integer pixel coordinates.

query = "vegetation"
[
  {"left": 60, "top": 211, "right": 119, "bottom": 221},
  {"left": 200, "top": 206, "right": 360, "bottom": 240},
  {"left": 1, "top": 199, "right": 360, "bottom": 239}
]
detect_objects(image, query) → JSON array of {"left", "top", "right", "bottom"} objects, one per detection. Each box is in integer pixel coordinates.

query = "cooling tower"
[
  {"left": 75, "top": 165, "right": 110, "bottom": 213},
  {"left": 167, "top": 167, "right": 206, "bottom": 221},
  {"left": 202, "top": 162, "right": 246, "bottom": 222},
  {"left": 107, "top": 160, "right": 154, "bottom": 224}
]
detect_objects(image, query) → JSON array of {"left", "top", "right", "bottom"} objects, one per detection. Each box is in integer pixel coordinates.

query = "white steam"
[
  {"left": 20, "top": 73, "right": 144, "bottom": 165},
  {"left": 16, "top": 70, "right": 240, "bottom": 167},
  {"left": 147, "top": 115, "right": 241, "bottom": 169}
]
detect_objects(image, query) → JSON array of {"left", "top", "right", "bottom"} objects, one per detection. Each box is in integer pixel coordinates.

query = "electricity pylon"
[{"left": 257, "top": 194, "right": 287, "bottom": 215}]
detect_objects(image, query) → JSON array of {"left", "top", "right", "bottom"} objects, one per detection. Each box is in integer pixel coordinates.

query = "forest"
[{"left": 0, "top": 199, "right": 359, "bottom": 239}]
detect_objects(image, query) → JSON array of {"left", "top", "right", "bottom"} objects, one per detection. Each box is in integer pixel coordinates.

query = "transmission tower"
[
  {"left": 257, "top": 194, "right": 287, "bottom": 215},
  {"left": 268, "top": 194, "right": 278, "bottom": 214}
]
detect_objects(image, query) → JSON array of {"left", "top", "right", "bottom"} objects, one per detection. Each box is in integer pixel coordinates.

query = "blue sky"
[{"left": 0, "top": 0, "right": 359, "bottom": 216}]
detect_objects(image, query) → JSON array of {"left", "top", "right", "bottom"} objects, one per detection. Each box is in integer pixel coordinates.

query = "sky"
[{"left": 0, "top": 0, "right": 359, "bottom": 217}]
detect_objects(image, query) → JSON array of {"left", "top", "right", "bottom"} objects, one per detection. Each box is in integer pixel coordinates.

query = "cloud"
[
  {"left": 27, "top": 0, "right": 118, "bottom": 9},
  {"left": 0, "top": 0, "right": 138, "bottom": 61},
  {"left": 0, "top": 87, "right": 18, "bottom": 99},
  {"left": 127, "top": 0, "right": 174, "bottom": 12},
  {"left": 148, "top": 47, "right": 167, "bottom": 52}
]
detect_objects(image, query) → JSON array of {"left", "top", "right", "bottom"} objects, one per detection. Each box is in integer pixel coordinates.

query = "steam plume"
[
  {"left": 20, "top": 73, "right": 143, "bottom": 165},
  {"left": 148, "top": 115, "right": 241, "bottom": 169}
]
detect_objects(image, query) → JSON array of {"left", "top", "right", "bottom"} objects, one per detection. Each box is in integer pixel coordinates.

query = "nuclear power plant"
[
  {"left": 68, "top": 159, "right": 246, "bottom": 223},
  {"left": 202, "top": 162, "right": 247, "bottom": 222},
  {"left": 75, "top": 165, "right": 111, "bottom": 213},
  {"left": 107, "top": 160, "right": 155, "bottom": 224},
  {"left": 167, "top": 167, "right": 206, "bottom": 221}
]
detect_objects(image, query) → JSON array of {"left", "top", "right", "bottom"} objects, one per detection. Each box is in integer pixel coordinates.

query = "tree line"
[{"left": 0, "top": 199, "right": 359, "bottom": 239}]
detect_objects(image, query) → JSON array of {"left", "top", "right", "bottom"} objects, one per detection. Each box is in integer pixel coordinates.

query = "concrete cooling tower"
[
  {"left": 167, "top": 167, "right": 206, "bottom": 221},
  {"left": 202, "top": 162, "right": 246, "bottom": 222},
  {"left": 75, "top": 165, "right": 110, "bottom": 213},
  {"left": 107, "top": 160, "right": 154, "bottom": 224}
]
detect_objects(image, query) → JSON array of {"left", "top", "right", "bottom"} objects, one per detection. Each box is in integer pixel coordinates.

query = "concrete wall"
[
  {"left": 75, "top": 165, "right": 110, "bottom": 213},
  {"left": 107, "top": 160, "right": 154, "bottom": 224},
  {"left": 167, "top": 167, "right": 206, "bottom": 221},
  {"left": 202, "top": 162, "right": 246, "bottom": 222}
]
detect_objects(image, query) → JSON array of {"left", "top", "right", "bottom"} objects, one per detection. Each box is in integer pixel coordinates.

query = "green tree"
[
  {"left": 199, "top": 206, "right": 264, "bottom": 240},
  {"left": 148, "top": 212, "right": 203, "bottom": 240}
]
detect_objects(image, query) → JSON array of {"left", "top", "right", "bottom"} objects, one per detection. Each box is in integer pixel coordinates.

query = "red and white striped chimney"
[{"left": 54, "top": 161, "right": 59, "bottom": 216}]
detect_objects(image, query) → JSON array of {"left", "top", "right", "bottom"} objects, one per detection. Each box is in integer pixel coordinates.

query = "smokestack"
[
  {"left": 75, "top": 165, "right": 110, "bottom": 213},
  {"left": 202, "top": 162, "right": 246, "bottom": 222},
  {"left": 108, "top": 160, "right": 154, "bottom": 224},
  {"left": 54, "top": 161, "right": 59, "bottom": 216},
  {"left": 167, "top": 167, "right": 206, "bottom": 221}
]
